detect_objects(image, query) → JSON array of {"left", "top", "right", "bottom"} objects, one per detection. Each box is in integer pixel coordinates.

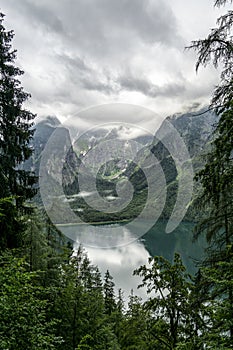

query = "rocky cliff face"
[
  {"left": 166, "top": 109, "right": 217, "bottom": 157},
  {"left": 24, "top": 116, "right": 61, "bottom": 176},
  {"left": 127, "top": 109, "right": 218, "bottom": 221}
]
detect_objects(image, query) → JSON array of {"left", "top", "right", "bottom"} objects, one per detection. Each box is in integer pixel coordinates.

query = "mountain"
[
  {"left": 109, "top": 108, "right": 217, "bottom": 224},
  {"left": 24, "top": 116, "right": 61, "bottom": 176},
  {"left": 31, "top": 109, "right": 217, "bottom": 225},
  {"left": 167, "top": 108, "right": 217, "bottom": 157},
  {"left": 128, "top": 108, "right": 218, "bottom": 221}
]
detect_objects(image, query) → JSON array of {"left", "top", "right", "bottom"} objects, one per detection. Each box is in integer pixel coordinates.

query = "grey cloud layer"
[
  {"left": 0, "top": 0, "right": 218, "bottom": 119},
  {"left": 118, "top": 75, "right": 186, "bottom": 97},
  {"left": 57, "top": 53, "right": 186, "bottom": 98},
  {"left": 30, "top": 0, "right": 182, "bottom": 47},
  {"left": 10, "top": 0, "right": 64, "bottom": 34}
]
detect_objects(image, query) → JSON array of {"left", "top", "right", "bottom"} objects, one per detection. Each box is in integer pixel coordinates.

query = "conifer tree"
[
  {"left": 189, "top": 0, "right": 233, "bottom": 346},
  {"left": 189, "top": 0, "right": 233, "bottom": 275},
  {"left": 190, "top": 0, "right": 233, "bottom": 252},
  {"left": 103, "top": 270, "right": 116, "bottom": 316},
  {"left": 0, "top": 13, "right": 37, "bottom": 250}
]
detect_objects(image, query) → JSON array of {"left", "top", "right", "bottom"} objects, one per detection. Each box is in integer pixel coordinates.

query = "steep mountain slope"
[
  {"left": 24, "top": 116, "right": 61, "bottom": 176},
  {"left": 124, "top": 109, "right": 218, "bottom": 222},
  {"left": 32, "top": 109, "right": 217, "bottom": 224}
]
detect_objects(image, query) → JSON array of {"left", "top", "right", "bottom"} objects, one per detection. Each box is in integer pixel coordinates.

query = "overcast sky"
[{"left": 0, "top": 0, "right": 227, "bottom": 127}]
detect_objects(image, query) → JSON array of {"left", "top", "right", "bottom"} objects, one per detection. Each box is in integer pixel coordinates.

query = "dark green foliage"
[
  {"left": 0, "top": 252, "right": 62, "bottom": 350},
  {"left": 119, "top": 292, "right": 152, "bottom": 350},
  {"left": 19, "top": 208, "right": 72, "bottom": 287},
  {"left": 52, "top": 247, "right": 106, "bottom": 350},
  {"left": 197, "top": 246, "right": 233, "bottom": 348},
  {"left": 134, "top": 253, "right": 200, "bottom": 349},
  {"left": 103, "top": 269, "right": 116, "bottom": 316},
  {"left": 190, "top": 0, "right": 233, "bottom": 320},
  {"left": 0, "top": 196, "right": 21, "bottom": 248},
  {"left": 188, "top": 1, "right": 233, "bottom": 348},
  {"left": 187, "top": 0, "right": 233, "bottom": 253},
  {"left": 194, "top": 103, "right": 233, "bottom": 243},
  {"left": 0, "top": 13, "right": 37, "bottom": 250}
]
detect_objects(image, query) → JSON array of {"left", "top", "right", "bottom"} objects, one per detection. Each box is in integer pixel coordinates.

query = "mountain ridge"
[{"left": 30, "top": 108, "right": 218, "bottom": 224}]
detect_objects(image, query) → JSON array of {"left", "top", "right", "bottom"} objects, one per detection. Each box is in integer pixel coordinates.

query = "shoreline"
[{"left": 56, "top": 219, "right": 130, "bottom": 226}]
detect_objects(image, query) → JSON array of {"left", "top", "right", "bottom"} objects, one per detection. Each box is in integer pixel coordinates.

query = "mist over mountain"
[
  {"left": 32, "top": 108, "right": 217, "bottom": 224},
  {"left": 166, "top": 108, "right": 217, "bottom": 157}
]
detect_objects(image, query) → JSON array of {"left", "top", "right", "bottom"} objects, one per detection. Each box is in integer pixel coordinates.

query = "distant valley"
[{"left": 29, "top": 109, "right": 217, "bottom": 226}]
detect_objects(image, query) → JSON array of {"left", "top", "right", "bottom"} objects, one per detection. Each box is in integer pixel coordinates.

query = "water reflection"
[
  {"left": 61, "top": 221, "right": 204, "bottom": 299},
  {"left": 74, "top": 239, "right": 149, "bottom": 300}
]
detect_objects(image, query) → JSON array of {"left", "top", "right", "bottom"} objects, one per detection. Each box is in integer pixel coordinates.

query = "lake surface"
[{"left": 59, "top": 220, "right": 205, "bottom": 299}]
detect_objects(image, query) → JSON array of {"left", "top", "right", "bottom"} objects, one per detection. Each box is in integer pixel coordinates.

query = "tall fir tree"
[
  {"left": 188, "top": 0, "right": 233, "bottom": 346},
  {"left": 0, "top": 13, "right": 37, "bottom": 250},
  {"left": 103, "top": 269, "right": 116, "bottom": 316},
  {"left": 189, "top": 0, "right": 233, "bottom": 250}
]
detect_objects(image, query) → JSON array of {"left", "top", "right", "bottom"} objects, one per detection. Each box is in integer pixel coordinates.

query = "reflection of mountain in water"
[{"left": 143, "top": 220, "right": 207, "bottom": 274}]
